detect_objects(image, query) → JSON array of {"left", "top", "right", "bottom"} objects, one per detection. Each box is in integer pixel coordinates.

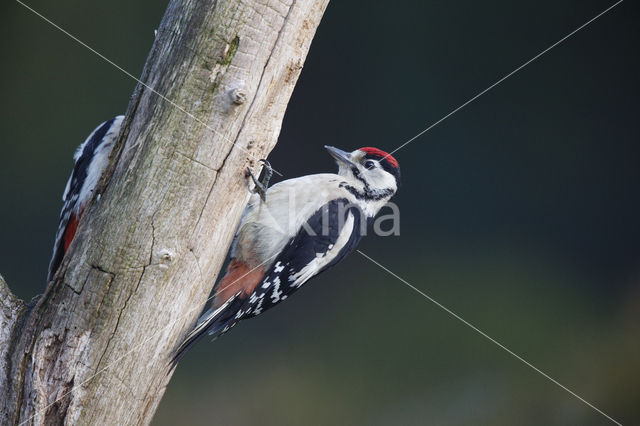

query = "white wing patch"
[
  {"left": 289, "top": 212, "right": 355, "bottom": 288},
  {"left": 75, "top": 115, "right": 124, "bottom": 209},
  {"left": 270, "top": 276, "right": 282, "bottom": 303},
  {"left": 62, "top": 115, "right": 123, "bottom": 203}
]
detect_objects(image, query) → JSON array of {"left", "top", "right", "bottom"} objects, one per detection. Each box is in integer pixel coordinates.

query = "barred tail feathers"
[{"left": 169, "top": 293, "right": 243, "bottom": 368}]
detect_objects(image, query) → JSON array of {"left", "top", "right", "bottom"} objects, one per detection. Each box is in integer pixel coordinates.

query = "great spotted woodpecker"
[
  {"left": 172, "top": 145, "right": 400, "bottom": 363},
  {"left": 47, "top": 116, "right": 124, "bottom": 282},
  {"left": 47, "top": 118, "right": 400, "bottom": 362}
]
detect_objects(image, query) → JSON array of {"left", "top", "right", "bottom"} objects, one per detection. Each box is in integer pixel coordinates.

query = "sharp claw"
[
  {"left": 259, "top": 159, "right": 273, "bottom": 190},
  {"left": 247, "top": 160, "right": 271, "bottom": 202},
  {"left": 248, "top": 171, "right": 260, "bottom": 187}
]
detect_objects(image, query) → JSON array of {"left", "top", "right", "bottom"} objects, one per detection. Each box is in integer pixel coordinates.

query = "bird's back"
[
  {"left": 48, "top": 116, "right": 123, "bottom": 281},
  {"left": 233, "top": 173, "right": 349, "bottom": 268}
]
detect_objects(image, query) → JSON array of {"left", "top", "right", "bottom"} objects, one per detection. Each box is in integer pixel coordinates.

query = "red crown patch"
[{"left": 359, "top": 147, "right": 399, "bottom": 169}]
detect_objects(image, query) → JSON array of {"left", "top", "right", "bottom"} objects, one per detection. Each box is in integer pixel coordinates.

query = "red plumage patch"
[
  {"left": 213, "top": 259, "right": 265, "bottom": 309},
  {"left": 359, "top": 147, "right": 399, "bottom": 169},
  {"left": 63, "top": 213, "right": 79, "bottom": 252}
]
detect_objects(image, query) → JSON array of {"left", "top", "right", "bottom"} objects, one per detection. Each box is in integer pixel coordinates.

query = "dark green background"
[{"left": 2, "top": 1, "right": 638, "bottom": 424}]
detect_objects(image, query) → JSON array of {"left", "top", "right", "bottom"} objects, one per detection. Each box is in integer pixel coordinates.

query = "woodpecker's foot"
[{"left": 247, "top": 159, "right": 272, "bottom": 202}]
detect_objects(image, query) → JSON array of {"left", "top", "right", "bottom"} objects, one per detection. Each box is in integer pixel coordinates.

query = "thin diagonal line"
[
  {"left": 14, "top": 0, "right": 625, "bottom": 424},
  {"left": 13, "top": 0, "right": 283, "bottom": 177},
  {"left": 19, "top": 252, "right": 279, "bottom": 426},
  {"left": 356, "top": 250, "right": 623, "bottom": 426},
  {"left": 385, "top": 0, "right": 623, "bottom": 159}
]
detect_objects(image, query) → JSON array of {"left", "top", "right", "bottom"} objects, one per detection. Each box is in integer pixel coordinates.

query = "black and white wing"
[
  {"left": 235, "top": 198, "right": 367, "bottom": 319},
  {"left": 170, "top": 198, "right": 370, "bottom": 364},
  {"left": 47, "top": 115, "right": 124, "bottom": 281}
]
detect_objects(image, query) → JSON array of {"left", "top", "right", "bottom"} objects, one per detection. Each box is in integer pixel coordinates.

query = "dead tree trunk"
[{"left": 0, "top": 0, "right": 329, "bottom": 423}]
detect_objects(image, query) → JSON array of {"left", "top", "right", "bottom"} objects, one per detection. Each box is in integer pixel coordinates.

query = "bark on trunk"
[{"left": 0, "top": 0, "right": 329, "bottom": 424}]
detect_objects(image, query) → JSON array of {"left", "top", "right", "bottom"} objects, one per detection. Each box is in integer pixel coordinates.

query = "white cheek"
[{"left": 369, "top": 170, "right": 396, "bottom": 189}]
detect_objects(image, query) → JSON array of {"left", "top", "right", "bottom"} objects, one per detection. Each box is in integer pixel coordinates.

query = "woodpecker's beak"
[{"left": 325, "top": 145, "right": 356, "bottom": 167}]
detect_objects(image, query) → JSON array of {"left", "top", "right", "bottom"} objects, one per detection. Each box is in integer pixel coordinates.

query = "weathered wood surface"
[{"left": 0, "top": 0, "right": 329, "bottom": 424}]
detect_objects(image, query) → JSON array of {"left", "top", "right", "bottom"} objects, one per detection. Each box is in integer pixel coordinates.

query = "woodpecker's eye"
[{"left": 364, "top": 160, "right": 376, "bottom": 170}]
